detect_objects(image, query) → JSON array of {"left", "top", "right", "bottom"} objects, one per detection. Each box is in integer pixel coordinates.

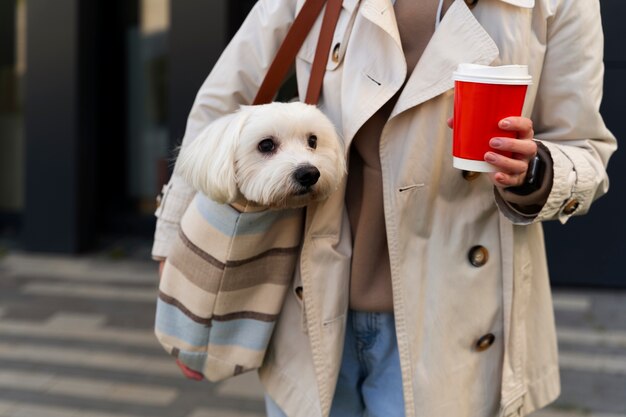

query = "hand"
[
  {"left": 485, "top": 117, "right": 537, "bottom": 188},
  {"left": 447, "top": 116, "right": 537, "bottom": 188},
  {"left": 176, "top": 359, "right": 204, "bottom": 381}
]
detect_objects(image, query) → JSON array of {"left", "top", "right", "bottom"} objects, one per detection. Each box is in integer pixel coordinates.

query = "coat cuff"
[
  {"left": 494, "top": 142, "right": 553, "bottom": 225},
  {"left": 151, "top": 174, "right": 196, "bottom": 260},
  {"left": 151, "top": 219, "right": 179, "bottom": 261},
  {"left": 495, "top": 139, "right": 600, "bottom": 225},
  {"left": 535, "top": 140, "right": 598, "bottom": 224}
]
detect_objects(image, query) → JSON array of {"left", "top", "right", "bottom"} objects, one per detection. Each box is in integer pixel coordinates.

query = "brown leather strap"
[
  {"left": 253, "top": 0, "right": 343, "bottom": 106},
  {"left": 253, "top": 0, "right": 326, "bottom": 105},
  {"left": 305, "top": 0, "right": 343, "bottom": 104}
]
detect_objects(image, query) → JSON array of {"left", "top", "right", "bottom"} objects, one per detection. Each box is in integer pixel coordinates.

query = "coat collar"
[
  {"left": 390, "top": 0, "right": 500, "bottom": 118},
  {"left": 359, "top": 0, "right": 403, "bottom": 49},
  {"left": 383, "top": 0, "right": 534, "bottom": 8},
  {"left": 357, "top": 0, "right": 534, "bottom": 49},
  {"left": 499, "top": 0, "right": 534, "bottom": 7},
  {"left": 341, "top": 0, "right": 503, "bottom": 142}
]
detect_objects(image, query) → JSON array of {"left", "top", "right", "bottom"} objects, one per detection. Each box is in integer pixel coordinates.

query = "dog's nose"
[{"left": 294, "top": 166, "right": 320, "bottom": 187}]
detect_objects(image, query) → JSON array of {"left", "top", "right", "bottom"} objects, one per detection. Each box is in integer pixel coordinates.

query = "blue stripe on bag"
[
  {"left": 236, "top": 208, "right": 300, "bottom": 235},
  {"left": 195, "top": 194, "right": 298, "bottom": 236},
  {"left": 194, "top": 195, "right": 239, "bottom": 235},
  {"left": 209, "top": 319, "right": 275, "bottom": 351},
  {"left": 155, "top": 299, "right": 210, "bottom": 347}
]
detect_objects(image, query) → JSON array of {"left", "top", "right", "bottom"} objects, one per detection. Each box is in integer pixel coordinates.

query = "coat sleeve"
[
  {"left": 494, "top": 0, "right": 617, "bottom": 225},
  {"left": 152, "top": 0, "right": 298, "bottom": 260}
]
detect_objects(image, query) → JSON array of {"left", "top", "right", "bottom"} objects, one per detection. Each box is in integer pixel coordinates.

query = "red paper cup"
[{"left": 452, "top": 64, "right": 532, "bottom": 172}]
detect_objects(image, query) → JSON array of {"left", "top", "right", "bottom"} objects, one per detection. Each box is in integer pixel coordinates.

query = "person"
[{"left": 152, "top": 0, "right": 616, "bottom": 416}]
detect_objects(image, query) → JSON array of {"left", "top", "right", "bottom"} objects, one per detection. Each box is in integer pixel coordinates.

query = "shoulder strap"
[
  {"left": 253, "top": 0, "right": 343, "bottom": 106},
  {"left": 304, "top": 0, "right": 343, "bottom": 104}
]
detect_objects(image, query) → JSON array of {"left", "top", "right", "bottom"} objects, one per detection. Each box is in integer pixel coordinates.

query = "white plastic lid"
[{"left": 453, "top": 64, "right": 532, "bottom": 85}]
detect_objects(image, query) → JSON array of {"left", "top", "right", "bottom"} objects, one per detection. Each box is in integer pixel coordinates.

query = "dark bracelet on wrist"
[{"left": 505, "top": 154, "right": 544, "bottom": 196}]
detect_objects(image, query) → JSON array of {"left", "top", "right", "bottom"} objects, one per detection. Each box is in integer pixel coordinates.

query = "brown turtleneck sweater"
[{"left": 346, "top": 0, "right": 451, "bottom": 312}]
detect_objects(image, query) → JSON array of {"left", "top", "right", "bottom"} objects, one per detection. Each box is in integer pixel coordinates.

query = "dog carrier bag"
[{"left": 154, "top": 0, "right": 344, "bottom": 381}]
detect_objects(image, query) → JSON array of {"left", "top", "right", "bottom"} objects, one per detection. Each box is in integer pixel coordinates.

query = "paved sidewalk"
[{"left": 0, "top": 251, "right": 624, "bottom": 417}]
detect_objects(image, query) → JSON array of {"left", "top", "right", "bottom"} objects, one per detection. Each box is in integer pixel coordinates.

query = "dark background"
[{"left": 542, "top": 0, "right": 625, "bottom": 287}]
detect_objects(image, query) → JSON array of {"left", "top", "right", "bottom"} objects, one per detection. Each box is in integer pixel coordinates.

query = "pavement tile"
[
  {"left": 552, "top": 294, "right": 592, "bottom": 312},
  {"left": 80, "top": 411, "right": 146, "bottom": 417},
  {"left": 0, "top": 370, "right": 55, "bottom": 391},
  {"left": 0, "top": 401, "right": 17, "bottom": 416},
  {"left": 1, "top": 252, "right": 625, "bottom": 417},
  {"left": 557, "top": 327, "right": 626, "bottom": 348},
  {"left": 45, "top": 312, "right": 107, "bottom": 329},
  {"left": 107, "top": 382, "right": 178, "bottom": 406},
  {"left": 533, "top": 410, "right": 626, "bottom": 417},
  {"left": 554, "top": 292, "right": 626, "bottom": 333},
  {"left": 2, "top": 253, "right": 157, "bottom": 284},
  {"left": 0, "top": 318, "right": 157, "bottom": 347},
  {"left": 186, "top": 408, "right": 265, "bottom": 417},
  {"left": 0, "top": 342, "right": 180, "bottom": 377},
  {"left": 559, "top": 352, "right": 626, "bottom": 375},
  {"left": 0, "top": 401, "right": 146, "bottom": 417},
  {"left": 46, "top": 377, "right": 116, "bottom": 400},
  {"left": 21, "top": 282, "right": 157, "bottom": 302},
  {"left": 0, "top": 369, "right": 178, "bottom": 407},
  {"left": 7, "top": 403, "right": 81, "bottom": 417}
]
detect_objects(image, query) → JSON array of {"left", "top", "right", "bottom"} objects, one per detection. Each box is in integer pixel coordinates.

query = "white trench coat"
[{"left": 152, "top": 0, "right": 617, "bottom": 416}]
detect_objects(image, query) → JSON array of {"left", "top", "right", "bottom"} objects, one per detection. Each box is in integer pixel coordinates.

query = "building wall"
[{"left": 0, "top": 0, "right": 25, "bottom": 213}]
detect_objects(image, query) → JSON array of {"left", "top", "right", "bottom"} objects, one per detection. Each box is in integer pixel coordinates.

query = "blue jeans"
[{"left": 265, "top": 310, "right": 405, "bottom": 417}]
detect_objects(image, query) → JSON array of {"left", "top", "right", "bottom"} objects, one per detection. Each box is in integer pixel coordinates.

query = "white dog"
[{"left": 176, "top": 102, "right": 346, "bottom": 209}]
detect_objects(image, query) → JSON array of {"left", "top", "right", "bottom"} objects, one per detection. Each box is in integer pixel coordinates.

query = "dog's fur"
[{"left": 176, "top": 102, "right": 346, "bottom": 209}]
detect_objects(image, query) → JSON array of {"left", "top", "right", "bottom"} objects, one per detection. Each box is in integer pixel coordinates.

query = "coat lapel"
[
  {"left": 390, "top": 0, "right": 499, "bottom": 119},
  {"left": 339, "top": 0, "right": 532, "bottom": 144},
  {"left": 358, "top": 0, "right": 402, "bottom": 48},
  {"left": 499, "top": 0, "right": 534, "bottom": 7},
  {"left": 339, "top": 0, "right": 406, "bottom": 148}
]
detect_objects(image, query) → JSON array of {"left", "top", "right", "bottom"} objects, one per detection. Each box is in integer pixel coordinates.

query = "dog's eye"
[
  {"left": 258, "top": 138, "right": 276, "bottom": 153},
  {"left": 308, "top": 135, "right": 317, "bottom": 149}
]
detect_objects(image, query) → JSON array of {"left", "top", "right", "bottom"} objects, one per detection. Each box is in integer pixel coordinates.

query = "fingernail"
[
  {"left": 500, "top": 120, "right": 511, "bottom": 128},
  {"left": 490, "top": 138, "right": 503, "bottom": 148},
  {"left": 485, "top": 152, "right": 497, "bottom": 163}
]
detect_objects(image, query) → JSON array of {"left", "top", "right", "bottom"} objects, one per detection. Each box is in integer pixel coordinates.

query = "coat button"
[
  {"left": 468, "top": 245, "right": 489, "bottom": 267},
  {"left": 475, "top": 333, "right": 496, "bottom": 351},
  {"left": 295, "top": 286, "right": 303, "bottom": 300},
  {"left": 462, "top": 170, "right": 481, "bottom": 181},
  {"left": 563, "top": 199, "right": 579, "bottom": 215},
  {"left": 331, "top": 43, "right": 341, "bottom": 63}
]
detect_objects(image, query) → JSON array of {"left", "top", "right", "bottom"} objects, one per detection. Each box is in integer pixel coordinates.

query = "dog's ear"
[{"left": 176, "top": 111, "right": 248, "bottom": 203}]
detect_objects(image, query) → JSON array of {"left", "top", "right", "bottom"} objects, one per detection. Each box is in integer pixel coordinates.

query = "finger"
[
  {"left": 181, "top": 367, "right": 203, "bottom": 381},
  {"left": 488, "top": 172, "right": 523, "bottom": 188},
  {"left": 499, "top": 117, "right": 534, "bottom": 139},
  {"left": 176, "top": 360, "right": 204, "bottom": 381},
  {"left": 484, "top": 152, "right": 528, "bottom": 175},
  {"left": 447, "top": 116, "right": 453, "bottom": 129},
  {"left": 489, "top": 137, "right": 537, "bottom": 158}
]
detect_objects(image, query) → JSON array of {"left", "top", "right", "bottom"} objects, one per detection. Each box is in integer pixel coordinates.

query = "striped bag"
[{"left": 155, "top": 194, "right": 304, "bottom": 381}]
